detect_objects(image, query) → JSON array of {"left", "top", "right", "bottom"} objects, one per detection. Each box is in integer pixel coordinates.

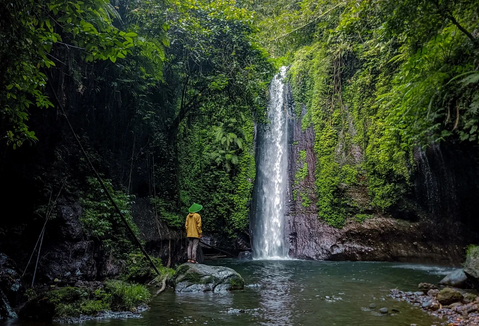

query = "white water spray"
[{"left": 251, "top": 67, "right": 290, "bottom": 259}]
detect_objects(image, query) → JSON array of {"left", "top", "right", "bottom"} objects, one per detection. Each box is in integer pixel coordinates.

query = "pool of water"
[{"left": 6, "top": 260, "right": 456, "bottom": 326}]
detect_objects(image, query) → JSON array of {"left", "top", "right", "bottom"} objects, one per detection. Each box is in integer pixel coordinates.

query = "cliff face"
[{"left": 284, "top": 97, "right": 477, "bottom": 265}]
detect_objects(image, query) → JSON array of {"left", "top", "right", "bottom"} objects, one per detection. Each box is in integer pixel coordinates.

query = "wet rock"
[
  {"left": 0, "top": 253, "right": 24, "bottom": 320},
  {"left": 245, "top": 283, "right": 261, "bottom": 289},
  {"left": 225, "top": 308, "right": 246, "bottom": 314},
  {"left": 439, "top": 269, "right": 468, "bottom": 288},
  {"left": 437, "top": 288, "right": 463, "bottom": 305},
  {"left": 238, "top": 251, "right": 253, "bottom": 260},
  {"left": 427, "top": 289, "right": 439, "bottom": 297},
  {"left": 369, "top": 303, "right": 376, "bottom": 309},
  {"left": 52, "top": 306, "right": 147, "bottom": 324},
  {"left": 173, "top": 263, "right": 244, "bottom": 293},
  {"left": 418, "top": 282, "right": 437, "bottom": 294},
  {"left": 379, "top": 307, "right": 388, "bottom": 314},
  {"left": 422, "top": 300, "right": 433, "bottom": 308},
  {"left": 56, "top": 204, "right": 84, "bottom": 240},
  {"left": 448, "top": 302, "right": 462, "bottom": 309},
  {"left": 431, "top": 302, "right": 440, "bottom": 311}
]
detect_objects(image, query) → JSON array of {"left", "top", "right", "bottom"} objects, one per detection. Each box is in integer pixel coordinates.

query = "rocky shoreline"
[
  {"left": 52, "top": 305, "right": 148, "bottom": 324},
  {"left": 391, "top": 287, "right": 479, "bottom": 326}
]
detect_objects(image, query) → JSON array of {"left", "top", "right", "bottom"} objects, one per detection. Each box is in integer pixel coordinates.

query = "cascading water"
[{"left": 251, "top": 66, "right": 291, "bottom": 259}]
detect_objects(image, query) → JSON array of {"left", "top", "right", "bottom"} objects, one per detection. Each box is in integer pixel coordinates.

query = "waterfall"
[{"left": 251, "top": 66, "right": 291, "bottom": 259}]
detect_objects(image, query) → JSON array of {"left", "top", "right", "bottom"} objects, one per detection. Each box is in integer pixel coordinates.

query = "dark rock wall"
[
  {"left": 414, "top": 142, "right": 479, "bottom": 232},
  {"left": 132, "top": 198, "right": 186, "bottom": 265},
  {"left": 0, "top": 198, "right": 186, "bottom": 291}
]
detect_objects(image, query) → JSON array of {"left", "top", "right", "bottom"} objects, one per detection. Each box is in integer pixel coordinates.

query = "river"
[{"left": 8, "top": 259, "right": 449, "bottom": 326}]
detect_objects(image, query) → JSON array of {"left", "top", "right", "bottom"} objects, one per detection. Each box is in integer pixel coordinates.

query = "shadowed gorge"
[{"left": 1, "top": 0, "right": 479, "bottom": 325}]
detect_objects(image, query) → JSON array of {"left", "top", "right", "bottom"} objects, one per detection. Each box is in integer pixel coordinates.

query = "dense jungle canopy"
[{"left": 1, "top": 0, "right": 479, "bottom": 245}]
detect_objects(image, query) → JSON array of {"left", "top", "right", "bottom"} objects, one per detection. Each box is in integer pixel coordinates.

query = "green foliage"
[
  {"left": 105, "top": 280, "right": 151, "bottom": 311},
  {"left": 123, "top": 253, "right": 175, "bottom": 283},
  {"left": 0, "top": 0, "right": 149, "bottom": 147},
  {"left": 80, "top": 177, "right": 137, "bottom": 258},
  {"left": 355, "top": 214, "right": 372, "bottom": 223},
  {"left": 46, "top": 281, "right": 150, "bottom": 317},
  {"left": 150, "top": 197, "right": 184, "bottom": 228},
  {"left": 260, "top": 0, "right": 479, "bottom": 228},
  {"left": 123, "top": 253, "right": 158, "bottom": 282},
  {"left": 466, "top": 245, "right": 479, "bottom": 259},
  {"left": 178, "top": 119, "right": 256, "bottom": 235},
  {"left": 47, "top": 287, "right": 111, "bottom": 317}
]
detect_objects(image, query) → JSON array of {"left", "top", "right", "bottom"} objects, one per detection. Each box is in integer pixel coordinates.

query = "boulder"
[
  {"left": 463, "top": 292, "right": 477, "bottom": 303},
  {"left": 439, "top": 269, "right": 468, "bottom": 288},
  {"left": 238, "top": 251, "right": 253, "bottom": 260},
  {"left": 173, "top": 263, "right": 244, "bottom": 293},
  {"left": 418, "top": 282, "right": 437, "bottom": 293},
  {"left": 464, "top": 246, "right": 479, "bottom": 279},
  {"left": 437, "top": 287, "right": 463, "bottom": 305}
]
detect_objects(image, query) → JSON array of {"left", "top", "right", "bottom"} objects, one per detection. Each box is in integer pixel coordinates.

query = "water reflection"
[{"left": 254, "top": 261, "right": 294, "bottom": 325}]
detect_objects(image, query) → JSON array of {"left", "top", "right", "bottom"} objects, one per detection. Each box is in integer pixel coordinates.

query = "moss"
[
  {"left": 201, "top": 276, "right": 215, "bottom": 284},
  {"left": 181, "top": 271, "right": 202, "bottom": 284},
  {"left": 355, "top": 214, "right": 372, "bottom": 223},
  {"left": 229, "top": 277, "right": 244, "bottom": 289},
  {"left": 47, "top": 287, "right": 110, "bottom": 318},
  {"left": 45, "top": 281, "right": 150, "bottom": 318}
]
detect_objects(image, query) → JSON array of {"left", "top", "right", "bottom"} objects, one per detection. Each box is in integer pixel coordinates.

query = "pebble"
[
  {"left": 369, "top": 303, "right": 376, "bottom": 309},
  {"left": 390, "top": 288, "right": 479, "bottom": 326},
  {"left": 379, "top": 307, "right": 388, "bottom": 314}
]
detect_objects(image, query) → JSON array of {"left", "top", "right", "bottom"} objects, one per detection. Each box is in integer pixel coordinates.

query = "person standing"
[{"left": 185, "top": 203, "right": 202, "bottom": 263}]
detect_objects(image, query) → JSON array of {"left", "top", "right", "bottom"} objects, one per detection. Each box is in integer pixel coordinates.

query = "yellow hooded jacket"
[{"left": 185, "top": 213, "right": 202, "bottom": 238}]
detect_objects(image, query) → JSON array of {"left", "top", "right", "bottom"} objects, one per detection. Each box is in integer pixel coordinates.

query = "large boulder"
[
  {"left": 439, "top": 269, "right": 468, "bottom": 288},
  {"left": 173, "top": 264, "right": 244, "bottom": 293},
  {"left": 437, "top": 287, "right": 463, "bottom": 305}
]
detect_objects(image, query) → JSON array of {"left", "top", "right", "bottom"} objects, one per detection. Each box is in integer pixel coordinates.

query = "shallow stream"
[{"left": 5, "top": 260, "right": 456, "bottom": 326}]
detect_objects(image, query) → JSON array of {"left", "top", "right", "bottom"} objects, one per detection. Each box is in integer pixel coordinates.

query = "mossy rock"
[
  {"left": 174, "top": 264, "right": 244, "bottom": 293},
  {"left": 437, "top": 287, "right": 463, "bottom": 305}
]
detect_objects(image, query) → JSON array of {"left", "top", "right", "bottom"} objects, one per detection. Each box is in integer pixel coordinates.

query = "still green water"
[{"left": 7, "top": 260, "right": 456, "bottom": 326}]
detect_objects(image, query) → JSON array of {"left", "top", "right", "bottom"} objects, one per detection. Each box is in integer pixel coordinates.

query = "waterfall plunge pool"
[{"left": 10, "top": 260, "right": 452, "bottom": 326}]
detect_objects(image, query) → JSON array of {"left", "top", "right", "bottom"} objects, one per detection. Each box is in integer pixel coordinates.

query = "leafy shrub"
[
  {"left": 80, "top": 177, "right": 138, "bottom": 258},
  {"left": 123, "top": 253, "right": 166, "bottom": 283},
  {"left": 47, "top": 287, "right": 111, "bottom": 317},
  {"left": 355, "top": 214, "right": 372, "bottom": 223},
  {"left": 105, "top": 280, "right": 151, "bottom": 311}
]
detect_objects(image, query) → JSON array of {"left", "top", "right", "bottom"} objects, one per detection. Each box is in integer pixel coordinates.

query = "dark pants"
[{"left": 187, "top": 237, "right": 199, "bottom": 261}]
